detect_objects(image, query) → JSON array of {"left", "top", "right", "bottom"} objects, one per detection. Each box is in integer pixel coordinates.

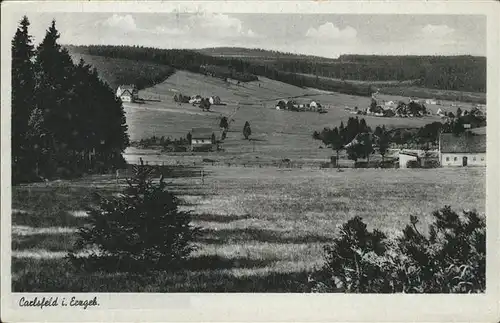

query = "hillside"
[
  {"left": 66, "top": 45, "right": 373, "bottom": 97},
  {"left": 68, "top": 51, "right": 175, "bottom": 91},
  {"left": 197, "top": 47, "right": 486, "bottom": 94},
  {"left": 196, "top": 47, "right": 336, "bottom": 62},
  {"left": 121, "top": 70, "right": 473, "bottom": 161}
]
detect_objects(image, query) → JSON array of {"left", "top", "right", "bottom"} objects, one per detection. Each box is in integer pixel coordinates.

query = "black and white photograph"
[{"left": 1, "top": 1, "right": 499, "bottom": 322}]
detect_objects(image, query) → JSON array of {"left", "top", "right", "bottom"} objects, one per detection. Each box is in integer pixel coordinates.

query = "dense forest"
[
  {"left": 12, "top": 18, "right": 129, "bottom": 184},
  {"left": 68, "top": 45, "right": 486, "bottom": 96},
  {"left": 70, "top": 53, "right": 175, "bottom": 90},
  {"left": 66, "top": 45, "right": 374, "bottom": 97},
  {"left": 262, "top": 55, "right": 486, "bottom": 93}
]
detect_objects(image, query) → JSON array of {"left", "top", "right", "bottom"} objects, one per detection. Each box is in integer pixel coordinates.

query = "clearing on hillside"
[{"left": 124, "top": 70, "right": 452, "bottom": 162}]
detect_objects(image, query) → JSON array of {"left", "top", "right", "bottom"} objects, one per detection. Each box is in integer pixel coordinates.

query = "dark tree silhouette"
[
  {"left": 11, "top": 16, "right": 36, "bottom": 182},
  {"left": 243, "top": 121, "right": 252, "bottom": 140}
]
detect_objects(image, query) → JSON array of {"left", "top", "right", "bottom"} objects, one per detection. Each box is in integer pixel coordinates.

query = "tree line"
[
  {"left": 67, "top": 45, "right": 374, "bottom": 97},
  {"left": 270, "top": 55, "right": 486, "bottom": 93},
  {"left": 314, "top": 112, "right": 485, "bottom": 164},
  {"left": 12, "top": 17, "right": 129, "bottom": 183}
]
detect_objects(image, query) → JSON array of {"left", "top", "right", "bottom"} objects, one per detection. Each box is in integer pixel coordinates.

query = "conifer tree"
[
  {"left": 69, "top": 160, "right": 200, "bottom": 272},
  {"left": 243, "top": 121, "right": 252, "bottom": 140},
  {"left": 34, "top": 20, "right": 77, "bottom": 176},
  {"left": 11, "top": 16, "right": 36, "bottom": 181}
]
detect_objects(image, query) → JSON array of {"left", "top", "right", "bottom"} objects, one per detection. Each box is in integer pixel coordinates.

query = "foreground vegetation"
[
  {"left": 12, "top": 17, "right": 129, "bottom": 184},
  {"left": 12, "top": 166, "right": 485, "bottom": 292},
  {"left": 310, "top": 207, "right": 485, "bottom": 293}
]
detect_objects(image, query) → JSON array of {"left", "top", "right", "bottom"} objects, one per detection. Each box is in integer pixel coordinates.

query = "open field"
[
  {"left": 124, "top": 70, "right": 459, "bottom": 163},
  {"left": 11, "top": 166, "right": 485, "bottom": 292}
]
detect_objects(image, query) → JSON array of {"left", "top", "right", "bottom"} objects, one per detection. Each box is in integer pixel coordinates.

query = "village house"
[
  {"left": 439, "top": 133, "right": 486, "bottom": 167},
  {"left": 209, "top": 96, "right": 221, "bottom": 105},
  {"left": 399, "top": 151, "right": 419, "bottom": 168},
  {"left": 116, "top": 85, "right": 138, "bottom": 103},
  {"left": 189, "top": 95, "right": 203, "bottom": 104},
  {"left": 190, "top": 128, "right": 216, "bottom": 152},
  {"left": 399, "top": 150, "right": 439, "bottom": 168}
]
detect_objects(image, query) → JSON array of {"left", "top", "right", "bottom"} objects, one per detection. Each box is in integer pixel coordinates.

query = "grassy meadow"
[
  {"left": 12, "top": 166, "right": 485, "bottom": 292},
  {"left": 123, "top": 70, "right": 459, "bottom": 163}
]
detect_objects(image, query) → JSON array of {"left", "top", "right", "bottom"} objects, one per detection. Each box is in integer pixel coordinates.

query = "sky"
[{"left": 10, "top": 12, "right": 486, "bottom": 58}]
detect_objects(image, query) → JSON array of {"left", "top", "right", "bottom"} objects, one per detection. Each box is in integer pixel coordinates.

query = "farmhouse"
[
  {"left": 439, "top": 133, "right": 486, "bottom": 167},
  {"left": 191, "top": 128, "right": 216, "bottom": 152},
  {"left": 209, "top": 96, "right": 221, "bottom": 105},
  {"left": 116, "top": 85, "right": 138, "bottom": 103}
]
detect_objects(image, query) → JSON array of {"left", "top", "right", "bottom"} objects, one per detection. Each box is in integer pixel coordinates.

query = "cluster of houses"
[
  {"left": 361, "top": 98, "right": 431, "bottom": 118},
  {"left": 174, "top": 94, "right": 222, "bottom": 106},
  {"left": 116, "top": 85, "right": 139, "bottom": 103},
  {"left": 398, "top": 132, "right": 486, "bottom": 168},
  {"left": 275, "top": 100, "right": 327, "bottom": 113}
]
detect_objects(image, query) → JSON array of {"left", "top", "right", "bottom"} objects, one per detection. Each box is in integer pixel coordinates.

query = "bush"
[
  {"left": 407, "top": 160, "right": 421, "bottom": 168},
  {"left": 308, "top": 206, "right": 485, "bottom": 293},
  {"left": 353, "top": 160, "right": 396, "bottom": 169},
  {"left": 68, "top": 160, "right": 201, "bottom": 272},
  {"left": 422, "top": 159, "right": 440, "bottom": 168}
]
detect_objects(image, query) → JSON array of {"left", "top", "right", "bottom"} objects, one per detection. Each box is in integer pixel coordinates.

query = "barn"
[
  {"left": 439, "top": 133, "right": 486, "bottom": 167},
  {"left": 191, "top": 128, "right": 216, "bottom": 152},
  {"left": 399, "top": 151, "right": 419, "bottom": 168}
]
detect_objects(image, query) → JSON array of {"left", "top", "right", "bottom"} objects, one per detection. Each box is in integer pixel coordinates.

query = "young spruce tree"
[{"left": 69, "top": 160, "right": 201, "bottom": 272}]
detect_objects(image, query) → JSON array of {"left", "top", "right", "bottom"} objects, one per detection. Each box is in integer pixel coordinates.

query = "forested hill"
[
  {"left": 197, "top": 48, "right": 486, "bottom": 93},
  {"left": 67, "top": 45, "right": 486, "bottom": 95},
  {"left": 65, "top": 45, "right": 374, "bottom": 97}
]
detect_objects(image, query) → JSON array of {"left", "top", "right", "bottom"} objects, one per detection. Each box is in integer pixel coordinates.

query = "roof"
[
  {"left": 119, "top": 85, "right": 136, "bottom": 91},
  {"left": 400, "top": 150, "right": 439, "bottom": 158},
  {"left": 119, "top": 89, "right": 134, "bottom": 96},
  {"left": 191, "top": 128, "right": 214, "bottom": 138},
  {"left": 440, "top": 133, "right": 486, "bottom": 153},
  {"left": 399, "top": 151, "right": 419, "bottom": 158}
]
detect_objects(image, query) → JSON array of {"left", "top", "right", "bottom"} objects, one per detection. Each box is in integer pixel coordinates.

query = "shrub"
[
  {"left": 407, "top": 160, "right": 420, "bottom": 168},
  {"left": 68, "top": 160, "right": 201, "bottom": 272},
  {"left": 308, "top": 206, "right": 485, "bottom": 293},
  {"left": 422, "top": 159, "right": 440, "bottom": 168}
]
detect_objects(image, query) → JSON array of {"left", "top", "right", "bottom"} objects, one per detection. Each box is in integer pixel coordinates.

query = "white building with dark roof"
[
  {"left": 439, "top": 133, "right": 486, "bottom": 167},
  {"left": 116, "top": 85, "right": 138, "bottom": 102}
]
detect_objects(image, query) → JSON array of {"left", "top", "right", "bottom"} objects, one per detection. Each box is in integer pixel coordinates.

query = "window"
[
  {"left": 473, "top": 157, "right": 476, "bottom": 161},
  {"left": 454, "top": 157, "right": 457, "bottom": 161},
  {"left": 481, "top": 157, "right": 485, "bottom": 161},
  {"left": 446, "top": 157, "right": 450, "bottom": 161}
]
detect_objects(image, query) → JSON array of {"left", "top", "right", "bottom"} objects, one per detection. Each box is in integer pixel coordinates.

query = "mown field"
[{"left": 11, "top": 166, "right": 485, "bottom": 292}]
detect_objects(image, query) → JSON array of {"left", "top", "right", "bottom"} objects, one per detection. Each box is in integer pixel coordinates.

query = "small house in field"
[
  {"left": 439, "top": 133, "right": 486, "bottom": 167},
  {"left": 399, "top": 151, "right": 419, "bottom": 168},
  {"left": 399, "top": 150, "right": 439, "bottom": 168},
  {"left": 189, "top": 95, "right": 202, "bottom": 105},
  {"left": 436, "top": 108, "right": 446, "bottom": 117},
  {"left": 209, "top": 96, "right": 221, "bottom": 105},
  {"left": 116, "top": 85, "right": 138, "bottom": 102},
  {"left": 190, "top": 128, "right": 216, "bottom": 152}
]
